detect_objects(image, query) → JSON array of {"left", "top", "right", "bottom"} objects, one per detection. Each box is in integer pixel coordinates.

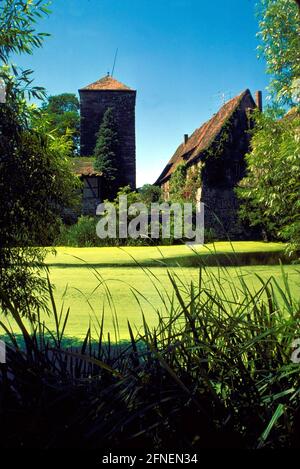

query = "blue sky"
[{"left": 16, "top": 0, "right": 269, "bottom": 186}]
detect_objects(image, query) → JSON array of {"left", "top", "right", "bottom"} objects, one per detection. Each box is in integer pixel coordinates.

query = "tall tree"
[
  {"left": 238, "top": 0, "right": 300, "bottom": 254},
  {"left": 42, "top": 93, "right": 80, "bottom": 155},
  {"left": 237, "top": 109, "right": 300, "bottom": 249},
  {"left": 0, "top": 0, "right": 51, "bottom": 65},
  {"left": 257, "top": 0, "right": 300, "bottom": 106},
  {"left": 94, "top": 107, "right": 120, "bottom": 196},
  {"left": 0, "top": 0, "right": 78, "bottom": 320},
  {"left": 43, "top": 93, "right": 79, "bottom": 114},
  {"left": 139, "top": 184, "right": 162, "bottom": 205}
]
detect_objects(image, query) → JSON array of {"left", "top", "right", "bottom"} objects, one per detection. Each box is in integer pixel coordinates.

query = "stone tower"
[{"left": 79, "top": 75, "right": 136, "bottom": 189}]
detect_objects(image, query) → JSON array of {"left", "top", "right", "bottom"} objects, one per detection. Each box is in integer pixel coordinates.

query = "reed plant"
[{"left": 0, "top": 261, "right": 299, "bottom": 448}]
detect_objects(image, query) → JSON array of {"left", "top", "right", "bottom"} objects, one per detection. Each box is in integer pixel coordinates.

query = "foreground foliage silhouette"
[{"left": 0, "top": 263, "right": 299, "bottom": 449}]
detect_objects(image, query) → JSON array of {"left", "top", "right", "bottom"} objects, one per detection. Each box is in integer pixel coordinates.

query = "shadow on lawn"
[{"left": 46, "top": 249, "right": 299, "bottom": 268}]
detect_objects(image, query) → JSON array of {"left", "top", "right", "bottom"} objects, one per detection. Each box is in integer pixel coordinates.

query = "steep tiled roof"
[
  {"left": 284, "top": 107, "right": 300, "bottom": 120},
  {"left": 156, "top": 89, "right": 255, "bottom": 184},
  {"left": 72, "top": 158, "right": 102, "bottom": 176},
  {"left": 79, "top": 75, "right": 132, "bottom": 91}
]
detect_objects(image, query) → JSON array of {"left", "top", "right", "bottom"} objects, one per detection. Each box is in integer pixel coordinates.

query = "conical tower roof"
[{"left": 79, "top": 75, "right": 133, "bottom": 91}]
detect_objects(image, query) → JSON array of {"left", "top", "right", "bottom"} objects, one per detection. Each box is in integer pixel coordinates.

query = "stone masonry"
[
  {"left": 79, "top": 75, "right": 136, "bottom": 190},
  {"left": 156, "top": 89, "right": 260, "bottom": 240}
]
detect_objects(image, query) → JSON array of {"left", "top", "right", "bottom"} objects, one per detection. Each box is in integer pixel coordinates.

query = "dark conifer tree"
[{"left": 94, "top": 107, "right": 120, "bottom": 187}]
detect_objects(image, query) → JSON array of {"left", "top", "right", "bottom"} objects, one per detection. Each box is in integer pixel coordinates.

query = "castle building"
[
  {"left": 156, "top": 89, "right": 262, "bottom": 239},
  {"left": 75, "top": 75, "right": 136, "bottom": 215}
]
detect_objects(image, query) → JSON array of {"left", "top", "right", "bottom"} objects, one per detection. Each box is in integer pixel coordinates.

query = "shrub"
[
  {"left": 237, "top": 109, "right": 300, "bottom": 255},
  {"left": 55, "top": 216, "right": 207, "bottom": 247},
  {"left": 56, "top": 216, "right": 100, "bottom": 247}
]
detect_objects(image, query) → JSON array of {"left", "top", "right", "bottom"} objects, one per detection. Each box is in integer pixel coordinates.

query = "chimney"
[
  {"left": 255, "top": 90, "right": 263, "bottom": 112},
  {"left": 184, "top": 134, "right": 189, "bottom": 144}
]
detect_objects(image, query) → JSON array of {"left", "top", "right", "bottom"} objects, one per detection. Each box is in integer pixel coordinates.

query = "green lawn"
[
  {"left": 2, "top": 243, "right": 299, "bottom": 341},
  {"left": 45, "top": 241, "right": 289, "bottom": 267}
]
